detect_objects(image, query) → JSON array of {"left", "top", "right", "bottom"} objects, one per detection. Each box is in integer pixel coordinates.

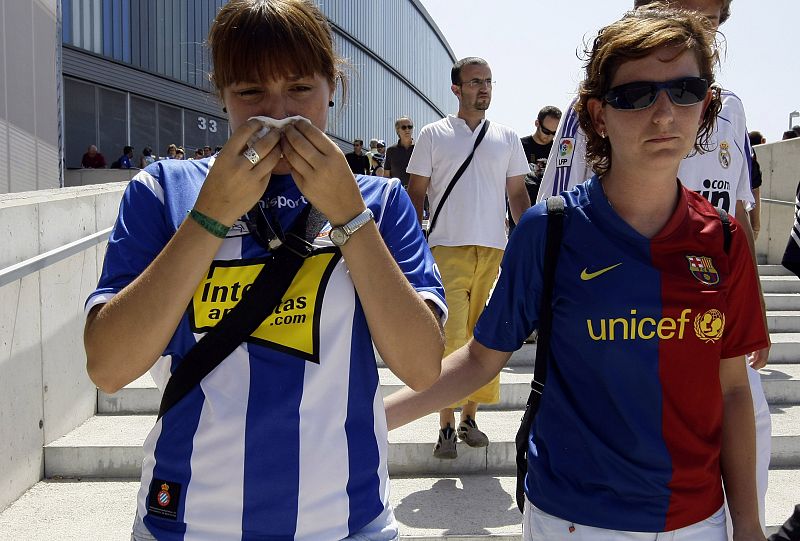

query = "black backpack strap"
[
  {"left": 427, "top": 120, "right": 490, "bottom": 237},
  {"left": 157, "top": 205, "right": 321, "bottom": 420},
  {"left": 715, "top": 206, "right": 731, "bottom": 254},
  {"left": 515, "top": 195, "right": 565, "bottom": 513}
]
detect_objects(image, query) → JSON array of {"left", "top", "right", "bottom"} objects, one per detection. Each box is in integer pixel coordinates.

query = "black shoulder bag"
[
  {"left": 157, "top": 204, "right": 322, "bottom": 420},
  {"left": 513, "top": 200, "right": 732, "bottom": 513},
  {"left": 427, "top": 120, "right": 490, "bottom": 238},
  {"left": 514, "top": 195, "right": 565, "bottom": 513}
]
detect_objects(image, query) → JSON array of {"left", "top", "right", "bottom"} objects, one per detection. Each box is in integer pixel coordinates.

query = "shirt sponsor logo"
[
  {"left": 686, "top": 255, "right": 720, "bottom": 285},
  {"left": 694, "top": 179, "right": 731, "bottom": 213},
  {"left": 190, "top": 250, "right": 341, "bottom": 363},
  {"left": 557, "top": 138, "right": 575, "bottom": 168},
  {"left": 587, "top": 308, "right": 724, "bottom": 343}
]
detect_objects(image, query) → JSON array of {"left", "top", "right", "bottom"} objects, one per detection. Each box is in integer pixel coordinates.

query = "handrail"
[
  {"left": 0, "top": 227, "right": 113, "bottom": 288},
  {"left": 762, "top": 198, "right": 795, "bottom": 208}
]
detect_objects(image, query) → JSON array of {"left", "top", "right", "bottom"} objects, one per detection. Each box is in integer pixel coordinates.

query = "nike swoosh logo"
[{"left": 580, "top": 263, "right": 622, "bottom": 281}]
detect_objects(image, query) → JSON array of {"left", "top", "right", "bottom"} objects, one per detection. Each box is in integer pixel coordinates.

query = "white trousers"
[
  {"left": 523, "top": 499, "right": 727, "bottom": 541},
  {"left": 725, "top": 364, "right": 771, "bottom": 539}
]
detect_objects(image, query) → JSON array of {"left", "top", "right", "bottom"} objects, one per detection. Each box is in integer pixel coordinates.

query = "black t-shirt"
[
  {"left": 383, "top": 142, "right": 414, "bottom": 188},
  {"left": 345, "top": 152, "right": 370, "bottom": 175},
  {"left": 509, "top": 135, "right": 555, "bottom": 231}
]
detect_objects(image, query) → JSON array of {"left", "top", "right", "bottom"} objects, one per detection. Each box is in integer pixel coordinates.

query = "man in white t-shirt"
[
  {"left": 407, "top": 57, "right": 530, "bottom": 459},
  {"left": 537, "top": 1, "right": 771, "bottom": 535}
]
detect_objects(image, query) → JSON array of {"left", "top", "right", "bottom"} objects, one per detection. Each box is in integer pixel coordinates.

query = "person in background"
[
  {"left": 203, "top": 145, "right": 214, "bottom": 158},
  {"left": 84, "top": 1, "right": 445, "bottom": 539},
  {"left": 389, "top": 7, "right": 766, "bottom": 540},
  {"left": 81, "top": 144, "right": 107, "bottom": 168},
  {"left": 193, "top": 148, "right": 205, "bottom": 159},
  {"left": 748, "top": 130, "right": 766, "bottom": 241},
  {"left": 163, "top": 143, "right": 178, "bottom": 160},
  {"left": 406, "top": 56, "right": 530, "bottom": 459},
  {"left": 112, "top": 146, "right": 135, "bottom": 169},
  {"left": 371, "top": 140, "right": 386, "bottom": 176},
  {"left": 139, "top": 146, "right": 156, "bottom": 168},
  {"left": 384, "top": 116, "right": 415, "bottom": 188},
  {"left": 510, "top": 105, "right": 562, "bottom": 233},
  {"left": 345, "top": 139, "right": 370, "bottom": 174},
  {"left": 175, "top": 147, "right": 185, "bottom": 160},
  {"left": 783, "top": 130, "right": 799, "bottom": 141}
]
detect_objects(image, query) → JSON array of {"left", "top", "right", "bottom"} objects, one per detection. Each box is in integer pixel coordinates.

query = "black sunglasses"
[
  {"left": 399, "top": 125, "right": 414, "bottom": 130},
  {"left": 539, "top": 124, "right": 556, "bottom": 136},
  {"left": 604, "top": 77, "right": 709, "bottom": 111}
]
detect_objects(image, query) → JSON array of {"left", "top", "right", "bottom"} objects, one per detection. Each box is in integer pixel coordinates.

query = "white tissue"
[{"left": 249, "top": 115, "right": 308, "bottom": 140}]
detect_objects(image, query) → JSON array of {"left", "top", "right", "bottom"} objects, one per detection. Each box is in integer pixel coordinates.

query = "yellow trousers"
[{"left": 431, "top": 245, "right": 504, "bottom": 406}]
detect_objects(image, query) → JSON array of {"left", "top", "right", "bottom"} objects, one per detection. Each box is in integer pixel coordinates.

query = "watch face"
[{"left": 329, "top": 227, "right": 348, "bottom": 246}]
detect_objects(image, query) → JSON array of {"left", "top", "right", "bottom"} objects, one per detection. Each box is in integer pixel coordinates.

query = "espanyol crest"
[{"left": 686, "top": 255, "right": 720, "bottom": 285}]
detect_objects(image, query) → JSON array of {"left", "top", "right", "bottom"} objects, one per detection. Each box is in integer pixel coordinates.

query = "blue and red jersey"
[{"left": 474, "top": 177, "right": 767, "bottom": 532}]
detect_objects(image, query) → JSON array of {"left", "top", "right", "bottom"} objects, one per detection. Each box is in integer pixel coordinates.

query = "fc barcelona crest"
[
  {"left": 719, "top": 141, "right": 731, "bottom": 169},
  {"left": 686, "top": 255, "right": 720, "bottom": 285}
]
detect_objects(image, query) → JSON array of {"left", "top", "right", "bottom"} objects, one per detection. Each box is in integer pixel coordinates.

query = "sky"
[{"left": 417, "top": 0, "right": 800, "bottom": 143}]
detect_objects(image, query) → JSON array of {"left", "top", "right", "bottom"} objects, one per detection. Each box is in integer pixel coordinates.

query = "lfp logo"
[{"left": 557, "top": 138, "right": 575, "bottom": 167}]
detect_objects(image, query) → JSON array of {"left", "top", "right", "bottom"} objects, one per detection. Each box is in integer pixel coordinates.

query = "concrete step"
[
  {"left": 46, "top": 406, "right": 800, "bottom": 479},
  {"left": 100, "top": 361, "right": 800, "bottom": 416},
  {"left": 765, "top": 293, "right": 800, "bottom": 311},
  {"left": 766, "top": 333, "right": 800, "bottom": 364},
  {"left": 767, "top": 311, "right": 800, "bottom": 333},
  {"left": 2, "top": 471, "right": 797, "bottom": 539},
  {"left": 758, "top": 264, "right": 795, "bottom": 276},
  {"left": 761, "top": 275, "right": 800, "bottom": 294}
]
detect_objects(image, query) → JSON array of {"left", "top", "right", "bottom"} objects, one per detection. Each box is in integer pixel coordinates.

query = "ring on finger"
[{"left": 243, "top": 145, "right": 261, "bottom": 166}]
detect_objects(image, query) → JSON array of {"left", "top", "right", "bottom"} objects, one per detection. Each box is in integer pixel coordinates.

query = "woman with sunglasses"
[
  {"left": 386, "top": 7, "right": 767, "bottom": 541},
  {"left": 84, "top": 1, "right": 446, "bottom": 539}
]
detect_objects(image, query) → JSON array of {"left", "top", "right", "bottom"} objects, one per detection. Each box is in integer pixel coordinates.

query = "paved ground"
[{"left": 0, "top": 470, "right": 796, "bottom": 540}]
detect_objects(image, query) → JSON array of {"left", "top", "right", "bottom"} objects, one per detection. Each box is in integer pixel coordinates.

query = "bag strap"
[
  {"left": 157, "top": 205, "right": 321, "bottom": 420},
  {"left": 427, "top": 120, "right": 490, "bottom": 237},
  {"left": 715, "top": 206, "right": 731, "bottom": 254},
  {"left": 515, "top": 195, "right": 566, "bottom": 512}
]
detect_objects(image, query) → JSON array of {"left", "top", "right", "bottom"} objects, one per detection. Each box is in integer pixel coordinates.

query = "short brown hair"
[
  {"left": 208, "top": 0, "right": 346, "bottom": 97},
  {"left": 394, "top": 116, "right": 412, "bottom": 129},
  {"left": 633, "top": 0, "right": 731, "bottom": 24},
  {"left": 575, "top": 6, "right": 722, "bottom": 176}
]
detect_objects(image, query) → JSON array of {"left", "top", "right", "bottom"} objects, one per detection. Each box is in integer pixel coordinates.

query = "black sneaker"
[
  {"left": 433, "top": 423, "right": 457, "bottom": 459},
  {"left": 457, "top": 416, "right": 489, "bottom": 447}
]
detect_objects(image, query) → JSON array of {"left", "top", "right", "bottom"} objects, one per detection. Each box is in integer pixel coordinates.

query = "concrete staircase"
[{"left": 2, "top": 265, "right": 799, "bottom": 539}]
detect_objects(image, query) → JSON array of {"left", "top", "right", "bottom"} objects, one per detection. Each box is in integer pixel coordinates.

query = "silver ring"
[{"left": 243, "top": 146, "right": 260, "bottom": 166}]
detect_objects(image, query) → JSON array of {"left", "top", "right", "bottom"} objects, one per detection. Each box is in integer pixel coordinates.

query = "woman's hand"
[
  {"left": 193, "top": 119, "right": 283, "bottom": 226},
  {"left": 280, "top": 118, "right": 366, "bottom": 224}
]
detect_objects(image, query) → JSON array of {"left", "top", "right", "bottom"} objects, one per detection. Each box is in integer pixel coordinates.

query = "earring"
[
  {"left": 600, "top": 130, "right": 606, "bottom": 139},
  {"left": 222, "top": 106, "right": 227, "bottom": 113},
  {"left": 328, "top": 100, "right": 335, "bottom": 108}
]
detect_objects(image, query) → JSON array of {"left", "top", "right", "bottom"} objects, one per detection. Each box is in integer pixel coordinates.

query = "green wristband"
[{"left": 189, "top": 208, "right": 230, "bottom": 239}]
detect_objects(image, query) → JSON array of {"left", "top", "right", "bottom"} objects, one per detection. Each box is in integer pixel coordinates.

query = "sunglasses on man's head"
[
  {"left": 399, "top": 125, "right": 414, "bottom": 130},
  {"left": 604, "top": 77, "right": 709, "bottom": 111}
]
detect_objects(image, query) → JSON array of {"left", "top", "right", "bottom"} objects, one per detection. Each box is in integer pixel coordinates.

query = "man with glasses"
[
  {"left": 406, "top": 57, "right": 530, "bottom": 459},
  {"left": 384, "top": 116, "right": 415, "bottom": 188},
  {"left": 345, "top": 139, "right": 370, "bottom": 175},
  {"left": 509, "top": 105, "right": 562, "bottom": 233},
  {"left": 536, "top": 1, "right": 771, "bottom": 536}
]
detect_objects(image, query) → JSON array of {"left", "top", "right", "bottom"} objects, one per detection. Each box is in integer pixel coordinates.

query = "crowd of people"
[
  {"left": 82, "top": 0, "right": 799, "bottom": 540},
  {"left": 80, "top": 143, "right": 221, "bottom": 169}
]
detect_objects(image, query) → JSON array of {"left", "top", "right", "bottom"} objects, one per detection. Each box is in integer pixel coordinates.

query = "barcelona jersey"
[{"left": 474, "top": 177, "right": 767, "bottom": 532}]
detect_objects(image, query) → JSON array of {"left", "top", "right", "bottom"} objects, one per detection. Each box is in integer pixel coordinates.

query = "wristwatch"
[{"left": 329, "top": 208, "right": 374, "bottom": 246}]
